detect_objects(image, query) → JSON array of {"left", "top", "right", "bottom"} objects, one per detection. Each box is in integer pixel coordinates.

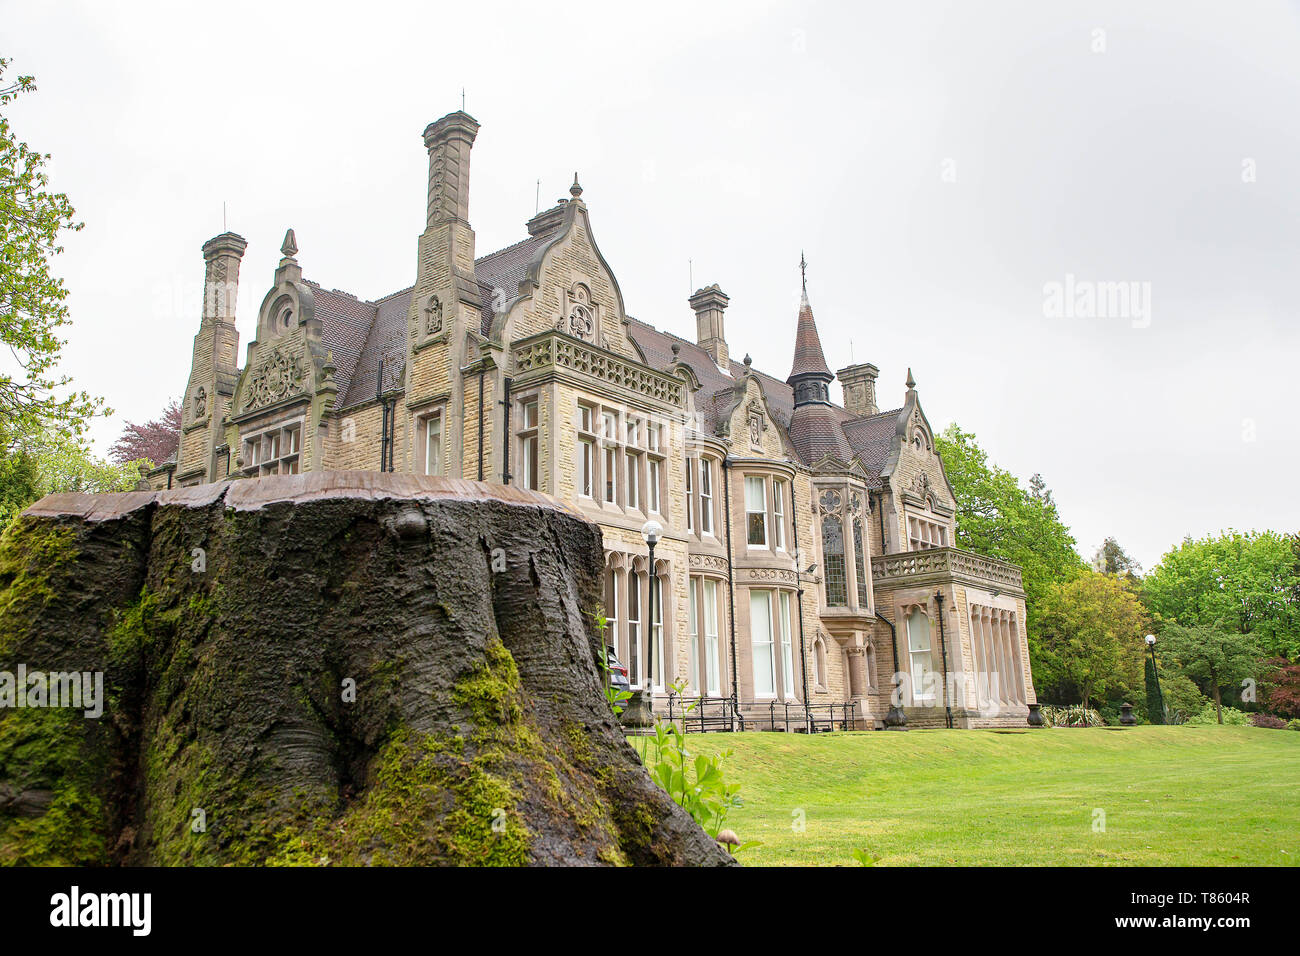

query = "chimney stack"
[
  {"left": 201, "top": 232, "right": 247, "bottom": 325},
  {"left": 688, "top": 284, "right": 730, "bottom": 371},
  {"left": 423, "top": 111, "right": 479, "bottom": 227},
  {"left": 837, "top": 363, "right": 879, "bottom": 416}
]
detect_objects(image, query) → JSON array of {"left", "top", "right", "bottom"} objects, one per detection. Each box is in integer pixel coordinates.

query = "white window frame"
[
  {"left": 703, "top": 578, "right": 721, "bottom": 696},
  {"left": 745, "top": 475, "right": 767, "bottom": 548},
  {"left": 907, "top": 607, "right": 935, "bottom": 702},
  {"left": 518, "top": 397, "right": 540, "bottom": 491},
  {"left": 242, "top": 420, "right": 303, "bottom": 477},
  {"left": 779, "top": 590, "right": 795, "bottom": 700},
  {"left": 773, "top": 480, "right": 786, "bottom": 551},
  {"left": 627, "top": 570, "right": 642, "bottom": 689},
  {"left": 750, "top": 589, "right": 776, "bottom": 698},
  {"left": 698, "top": 458, "right": 713, "bottom": 536}
]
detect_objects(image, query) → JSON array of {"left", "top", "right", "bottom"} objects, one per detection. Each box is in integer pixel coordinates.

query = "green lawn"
[{"left": 670, "top": 726, "right": 1300, "bottom": 866}]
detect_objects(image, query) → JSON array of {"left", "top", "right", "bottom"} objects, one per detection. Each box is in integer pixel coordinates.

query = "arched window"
[
  {"left": 822, "top": 516, "right": 847, "bottom": 606},
  {"left": 853, "top": 517, "right": 868, "bottom": 607},
  {"left": 814, "top": 636, "right": 828, "bottom": 690}
]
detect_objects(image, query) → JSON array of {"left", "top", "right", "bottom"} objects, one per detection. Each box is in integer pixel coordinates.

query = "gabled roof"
[
  {"left": 627, "top": 315, "right": 901, "bottom": 485},
  {"left": 311, "top": 284, "right": 379, "bottom": 402},
  {"left": 473, "top": 231, "right": 558, "bottom": 335},
  {"left": 310, "top": 219, "right": 567, "bottom": 408}
]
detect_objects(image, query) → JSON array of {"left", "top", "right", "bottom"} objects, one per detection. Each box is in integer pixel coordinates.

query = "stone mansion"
[{"left": 152, "top": 110, "right": 1036, "bottom": 729}]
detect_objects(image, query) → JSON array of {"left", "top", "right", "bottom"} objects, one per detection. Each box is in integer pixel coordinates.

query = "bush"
[
  {"left": 1154, "top": 674, "right": 1210, "bottom": 725},
  {"left": 1249, "top": 713, "right": 1287, "bottom": 729},
  {"left": 1287, "top": 719, "right": 1300, "bottom": 732},
  {"left": 1184, "top": 703, "right": 1251, "bottom": 726},
  {"left": 1041, "top": 704, "right": 1104, "bottom": 728}
]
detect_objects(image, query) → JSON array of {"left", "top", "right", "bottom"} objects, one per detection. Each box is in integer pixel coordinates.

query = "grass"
[{"left": 669, "top": 725, "right": 1300, "bottom": 866}]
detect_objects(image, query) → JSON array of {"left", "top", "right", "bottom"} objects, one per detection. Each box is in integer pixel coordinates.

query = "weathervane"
[{"left": 800, "top": 250, "right": 808, "bottom": 295}]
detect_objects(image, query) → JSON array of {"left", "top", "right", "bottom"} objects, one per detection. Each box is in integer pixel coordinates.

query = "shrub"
[
  {"left": 1154, "top": 673, "right": 1210, "bottom": 725},
  {"left": 1041, "top": 704, "right": 1104, "bottom": 728},
  {"left": 1184, "top": 703, "right": 1250, "bottom": 726},
  {"left": 1287, "top": 719, "right": 1300, "bottom": 732},
  {"left": 1249, "top": 713, "right": 1287, "bottom": 729}
]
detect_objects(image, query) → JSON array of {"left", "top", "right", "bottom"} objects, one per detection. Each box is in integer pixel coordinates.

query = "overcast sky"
[{"left": 6, "top": 0, "right": 1299, "bottom": 569}]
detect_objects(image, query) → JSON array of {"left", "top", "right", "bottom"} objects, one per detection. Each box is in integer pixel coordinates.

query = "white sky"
[{"left": 6, "top": 0, "right": 1299, "bottom": 570}]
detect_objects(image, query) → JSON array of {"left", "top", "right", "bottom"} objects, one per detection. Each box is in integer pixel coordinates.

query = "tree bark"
[{"left": 0, "top": 473, "right": 735, "bottom": 867}]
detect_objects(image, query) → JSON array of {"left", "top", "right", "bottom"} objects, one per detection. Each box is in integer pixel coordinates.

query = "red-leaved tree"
[
  {"left": 1262, "top": 657, "right": 1300, "bottom": 720},
  {"left": 109, "top": 398, "right": 181, "bottom": 466}
]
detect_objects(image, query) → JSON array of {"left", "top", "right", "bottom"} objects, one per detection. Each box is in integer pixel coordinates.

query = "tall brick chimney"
[
  {"left": 837, "top": 362, "right": 880, "bottom": 416},
  {"left": 689, "top": 284, "right": 730, "bottom": 371},
  {"left": 423, "top": 111, "right": 479, "bottom": 227}
]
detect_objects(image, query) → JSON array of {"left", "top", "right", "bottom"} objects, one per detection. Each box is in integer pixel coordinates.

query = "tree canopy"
[
  {"left": 109, "top": 398, "right": 181, "bottom": 465},
  {"left": 934, "top": 424, "right": 1086, "bottom": 677},
  {"left": 1142, "top": 530, "right": 1299, "bottom": 659},
  {"left": 1035, "top": 570, "right": 1150, "bottom": 708},
  {"left": 0, "top": 58, "right": 105, "bottom": 453},
  {"left": 1155, "top": 624, "right": 1266, "bottom": 724}
]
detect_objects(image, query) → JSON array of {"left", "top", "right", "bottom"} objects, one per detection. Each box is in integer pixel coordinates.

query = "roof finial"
[
  {"left": 800, "top": 250, "right": 808, "bottom": 296},
  {"left": 906, "top": 367, "right": 916, "bottom": 390},
  {"left": 281, "top": 228, "right": 298, "bottom": 258},
  {"left": 570, "top": 173, "right": 583, "bottom": 199}
]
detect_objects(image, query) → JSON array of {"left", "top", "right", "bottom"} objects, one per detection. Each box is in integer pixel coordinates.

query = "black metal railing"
[
  {"left": 662, "top": 694, "right": 861, "bottom": 734},
  {"left": 663, "top": 695, "right": 738, "bottom": 733}
]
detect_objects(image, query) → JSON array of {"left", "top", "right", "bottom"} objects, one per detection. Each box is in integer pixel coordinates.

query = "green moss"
[
  {"left": 0, "top": 519, "right": 79, "bottom": 654},
  {"left": 267, "top": 727, "right": 531, "bottom": 866},
  {"left": 0, "top": 708, "right": 111, "bottom": 866},
  {"left": 453, "top": 639, "right": 524, "bottom": 728}
]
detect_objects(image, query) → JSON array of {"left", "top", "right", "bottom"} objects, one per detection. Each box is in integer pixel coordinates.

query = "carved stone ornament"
[
  {"left": 747, "top": 399, "right": 766, "bottom": 446},
  {"left": 818, "top": 488, "right": 842, "bottom": 516},
  {"left": 561, "top": 284, "right": 595, "bottom": 341},
  {"left": 245, "top": 347, "right": 305, "bottom": 411},
  {"left": 850, "top": 491, "right": 864, "bottom": 515},
  {"left": 193, "top": 386, "right": 207, "bottom": 419},
  {"left": 910, "top": 471, "right": 932, "bottom": 499},
  {"left": 425, "top": 294, "right": 443, "bottom": 336},
  {"left": 429, "top": 156, "right": 446, "bottom": 214}
]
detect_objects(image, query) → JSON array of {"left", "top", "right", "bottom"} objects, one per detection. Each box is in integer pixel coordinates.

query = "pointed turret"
[
  {"left": 786, "top": 254, "right": 851, "bottom": 463},
  {"left": 787, "top": 252, "right": 834, "bottom": 405}
]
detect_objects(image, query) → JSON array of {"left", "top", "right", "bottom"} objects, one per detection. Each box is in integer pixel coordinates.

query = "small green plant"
[
  {"left": 851, "top": 848, "right": 878, "bottom": 866},
  {"left": 593, "top": 612, "right": 631, "bottom": 716},
  {"left": 640, "top": 681, "right": 758, "bottom": 854}
]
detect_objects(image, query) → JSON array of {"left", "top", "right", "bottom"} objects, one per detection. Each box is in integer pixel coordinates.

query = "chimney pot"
[
  {"left": 837, "top": 362, "right": 880, "bottom": 416},
  {"left": 688, "top": 284, "right": 730, "bottom": 371}
]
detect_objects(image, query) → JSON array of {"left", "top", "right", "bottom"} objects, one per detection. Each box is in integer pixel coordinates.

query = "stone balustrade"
[{"left": 871, "top": 546, "right": 1024, "bottom": 592}]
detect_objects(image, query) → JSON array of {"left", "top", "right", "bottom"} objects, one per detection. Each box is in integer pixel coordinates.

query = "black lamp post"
[
  {"left": 641, "top": 519, "right": 663, "bottom": 701},
  {"left": 1146, "top": 633, "right": 1166, "bottom": 722},
  {"left": 934, "top": 590, "right": 953, "bottom": 729}
]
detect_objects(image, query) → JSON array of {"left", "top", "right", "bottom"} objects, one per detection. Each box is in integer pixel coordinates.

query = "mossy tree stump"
[{"left": 0, "top": 473, "right": 732, "bottom": 867}]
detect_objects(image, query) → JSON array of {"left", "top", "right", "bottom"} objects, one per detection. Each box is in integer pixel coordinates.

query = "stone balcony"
[
  {"left": 511, "top": 330, "right": 687, "bottom": 412},
  {"left": 871, "top": 546, "right": 1024, "bottom": 595}
]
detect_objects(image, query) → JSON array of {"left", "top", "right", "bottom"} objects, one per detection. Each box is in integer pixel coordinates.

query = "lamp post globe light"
[{"left": 1145, "top": 633, "right": 1167, "bottom": 724}]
